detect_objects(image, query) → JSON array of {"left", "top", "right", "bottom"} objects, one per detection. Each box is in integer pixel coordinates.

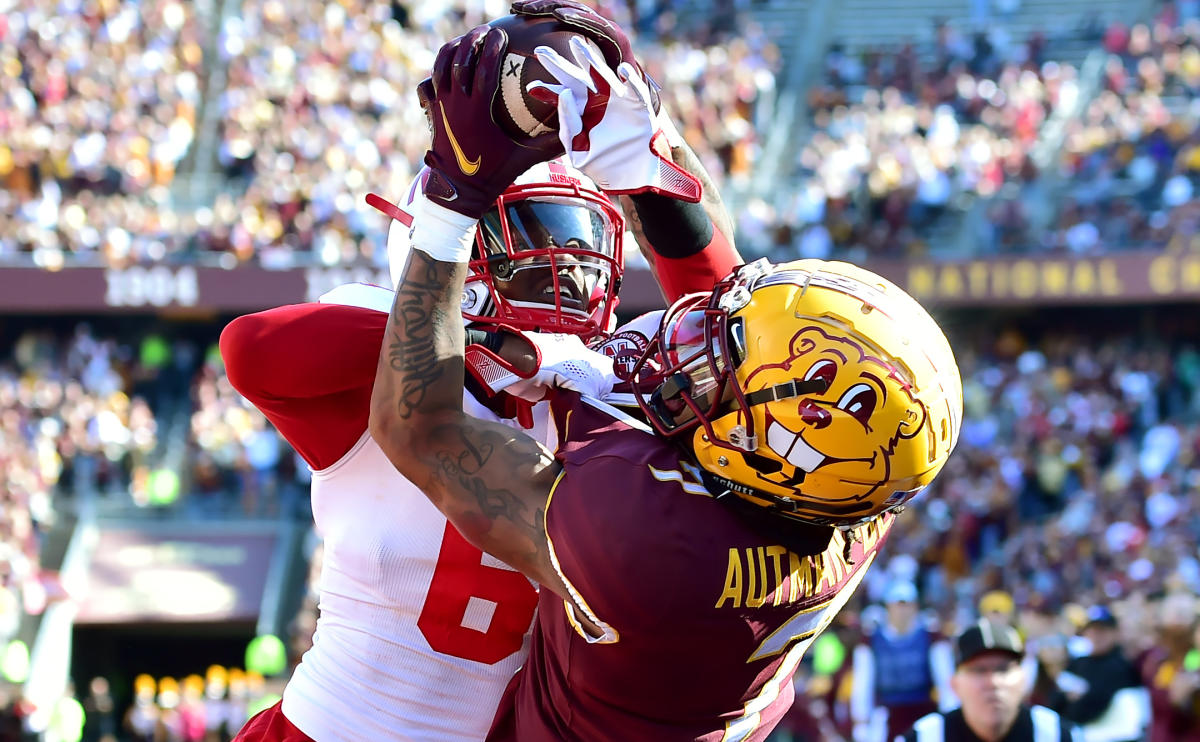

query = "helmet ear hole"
[
  {"left": 726, "top": 317, "right": 747, "bottom": 369},
  {"left": 741, "top": 451, "right": 782, "bottom": 475}
]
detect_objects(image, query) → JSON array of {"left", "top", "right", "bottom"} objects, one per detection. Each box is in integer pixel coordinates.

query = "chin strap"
[
  {"left": 698, "top": 468, "right": 801, "bottom": 513},
  {"left": 695, "top": 467, "right": 837, "bottom": 557}
]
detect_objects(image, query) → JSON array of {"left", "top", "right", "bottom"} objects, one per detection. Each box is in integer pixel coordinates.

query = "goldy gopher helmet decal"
[{"left": 631, "top": 259, "right": 962, "bottom": 527}]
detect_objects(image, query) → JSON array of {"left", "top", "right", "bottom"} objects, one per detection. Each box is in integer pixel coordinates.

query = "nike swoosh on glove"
[
  {"left": 421, "top": 26, "right": 564, "bottom": 219},
  {"left": 526, "top": 36, "right": 701, "bottom": 202}
]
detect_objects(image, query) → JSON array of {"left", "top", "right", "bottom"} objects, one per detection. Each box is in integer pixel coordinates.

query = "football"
[{"left": 488, "top": 13, "right": 607, "bottom": 142}]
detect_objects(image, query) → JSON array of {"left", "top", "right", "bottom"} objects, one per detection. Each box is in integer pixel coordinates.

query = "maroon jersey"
[{"left": 488, "top": 393, "right": 893, "bottom": 742}]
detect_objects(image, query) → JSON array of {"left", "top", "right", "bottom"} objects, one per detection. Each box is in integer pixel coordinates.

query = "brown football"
[{"left": 488, "top": 14, "right": 607, "bottom": 142}]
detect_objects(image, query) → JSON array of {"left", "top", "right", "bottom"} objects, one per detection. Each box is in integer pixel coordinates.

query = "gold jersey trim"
[{"left": 544, "top": 452, "right": 620, "bottom": 645}]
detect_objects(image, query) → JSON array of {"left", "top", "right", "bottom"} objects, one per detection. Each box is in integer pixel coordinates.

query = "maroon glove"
[
  {"left": 420, "top": 25, "right": 563, "bottom": 219},
  {"left": 510, "top": 0, "right": 635, "bottom": 68},
  {"left": 510, "top": 0, "right": 662, "bottom": 115}
]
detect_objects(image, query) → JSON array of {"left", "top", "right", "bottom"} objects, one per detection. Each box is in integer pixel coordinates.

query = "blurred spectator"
[
  {"left": 124, "top": 675, "right": 158, "bottom": 742},
  {"left": 179, "top": 675, "right": 206, "bottom": 742},
  {"left": 851, "top": 581, "right": 955, "bottom": 742},
  {"left": 1140, "top": 592, "right": 1200, "bottom": 741},
  {"left": 0, "top": 685, "right": 28, "bottom": 742},
  {"left": 979, "top": 590, "right": 1017, "bottom": 625},
  {"left": 1048, "top": 605, "right": 1148, "bottom": 742},
  {"left": 81, "top": 676, "right": 116, "bottom": 742},
  {"left": 900, "top": 619, "right": 1078, "bottom": 742}
]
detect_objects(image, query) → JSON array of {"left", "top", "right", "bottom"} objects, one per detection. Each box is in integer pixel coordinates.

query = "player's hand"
[
  {"left": 420, "top": 26, "right": 563, "bottom": 219},
  {"left": 525, "top": 37, "right": 701, "bottom": 201},
  {"left": 466, "top": 329, "right": 615, "bottom": 402},
  {"left": 510, "top": 0, "right": 636, "bottom": 68}
]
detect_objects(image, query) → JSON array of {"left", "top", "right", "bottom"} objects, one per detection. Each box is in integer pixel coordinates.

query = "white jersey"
[
  {"left": 282, "top": 404, "right": 547, "bottom": 742},
  {"left": 281, "top": 284, "right": 546, "bottom": 742},
  {"left": 280, "top": 283, "right": 661, "bottom": 742}
]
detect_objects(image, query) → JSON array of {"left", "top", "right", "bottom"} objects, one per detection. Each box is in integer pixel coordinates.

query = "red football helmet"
[{"left": 385, "top": 158, "right": 625, "bottom": 340}]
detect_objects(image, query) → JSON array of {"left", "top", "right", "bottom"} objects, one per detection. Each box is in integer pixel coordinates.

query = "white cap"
[{"left": 884, "top": 581, "right": 918, "bottom": 605}]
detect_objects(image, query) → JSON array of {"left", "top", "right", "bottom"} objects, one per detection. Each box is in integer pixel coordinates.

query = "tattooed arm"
[
  {"left": 368, "top": 26, "right": 583, "bottom": 598},
  {"left": 368, "top": 249, "right": 571, "bottom": 597},
  {"left": 670, "top": 138, "right": 735, "bottom": 242}
]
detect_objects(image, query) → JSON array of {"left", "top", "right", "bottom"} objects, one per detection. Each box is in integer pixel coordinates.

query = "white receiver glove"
[
  {"left": 470, "top": 331, "right": 616, "bottom": 403},
  {"left": 527, "top": 36, "right": 702, "bottom": 202}
]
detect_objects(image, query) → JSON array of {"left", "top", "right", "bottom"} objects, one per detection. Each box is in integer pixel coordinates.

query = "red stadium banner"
[{"left": 2, "top": 251, "right": 1199, "bottom": 313}]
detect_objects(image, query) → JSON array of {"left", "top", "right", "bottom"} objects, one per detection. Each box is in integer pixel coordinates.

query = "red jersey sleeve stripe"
[{"left": 652, "top": 229, "right": 741, "bottom": 302}]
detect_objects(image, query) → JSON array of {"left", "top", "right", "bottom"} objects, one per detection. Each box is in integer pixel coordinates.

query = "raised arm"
[
  {"left": 368, "top": 26, "right": 569, "bottom": 593},
  {"left": 368, "top": 250, "right": 563, "bottom": 586},
  {"left": 620, "top": 138, "right": 741, "bottom": 302}
]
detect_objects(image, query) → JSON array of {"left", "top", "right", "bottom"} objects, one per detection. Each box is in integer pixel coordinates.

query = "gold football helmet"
[{"left": 632, "top": 259, "right": 962, "bottom": 527}]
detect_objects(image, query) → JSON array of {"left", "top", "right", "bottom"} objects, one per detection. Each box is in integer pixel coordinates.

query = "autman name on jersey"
[{"left": 715, "top": 517, "right": 890, "bottom": 610}]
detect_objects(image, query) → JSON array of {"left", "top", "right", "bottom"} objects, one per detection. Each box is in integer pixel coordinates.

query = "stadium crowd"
[
  {"left": 12, "top": 1, "right": 1200, "bottom": 269},
  {"left": 961, "top": 12, "right": 1200, "bottom": 256},
  {"left": 750, "top": 20, "right": 1079, "bottom": 261},
  {"left": 187, "top": 350, "right": 308, "bottom": 520},
  {"left": 0, "top": 320, "right": 299, "bottom": 639},
  {"left": 3, "top": 666, "right": 282, "bottom": 742},
  {"left": 0, "top": 323, "right": 167, "bottom": 641},
  {"left": 1, "top": 0, "right": 205, "bottom": 268},
  {"left": 208, "top": 0, "right": 776, "bottom": 267},
  {"left": 6, "top": 0, "right": 1200, "bottom": 740},
  {"left": 1042, "top": 15, "right": 1200, "bottom": 255},
  {"left": 743, "top": 8, "right": 1200, "bottom": 262},
  {"left": 1, "top": 0, "right": 778, "bottom": 269}
]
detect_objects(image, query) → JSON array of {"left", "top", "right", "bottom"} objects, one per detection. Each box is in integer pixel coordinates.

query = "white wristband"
[{"left": 410, "top": 195, "right": 478, "bottom": 264}]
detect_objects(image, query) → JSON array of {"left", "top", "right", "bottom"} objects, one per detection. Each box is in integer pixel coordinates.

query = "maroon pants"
[
  {"left": 233, "top": 702, "right": 314, "bottom": 742},
  {"left": 887, "top": 701, "right": 937, "bottom": 739}
]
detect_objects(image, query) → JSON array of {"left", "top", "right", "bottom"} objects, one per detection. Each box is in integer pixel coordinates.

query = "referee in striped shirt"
[{"left": 897, "top": 619, "right": 1078, "bottom": 742}]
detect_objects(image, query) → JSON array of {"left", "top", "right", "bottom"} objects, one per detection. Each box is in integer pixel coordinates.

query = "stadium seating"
[
  {"left": 6, "top": 3, "right": 1200, "bottom": 737},
  {"left": 0, "top": 0, "right": 776, "bottom": 267},
  {"left": 1, "top": 0, "right": 204, "bottom": 266}
]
